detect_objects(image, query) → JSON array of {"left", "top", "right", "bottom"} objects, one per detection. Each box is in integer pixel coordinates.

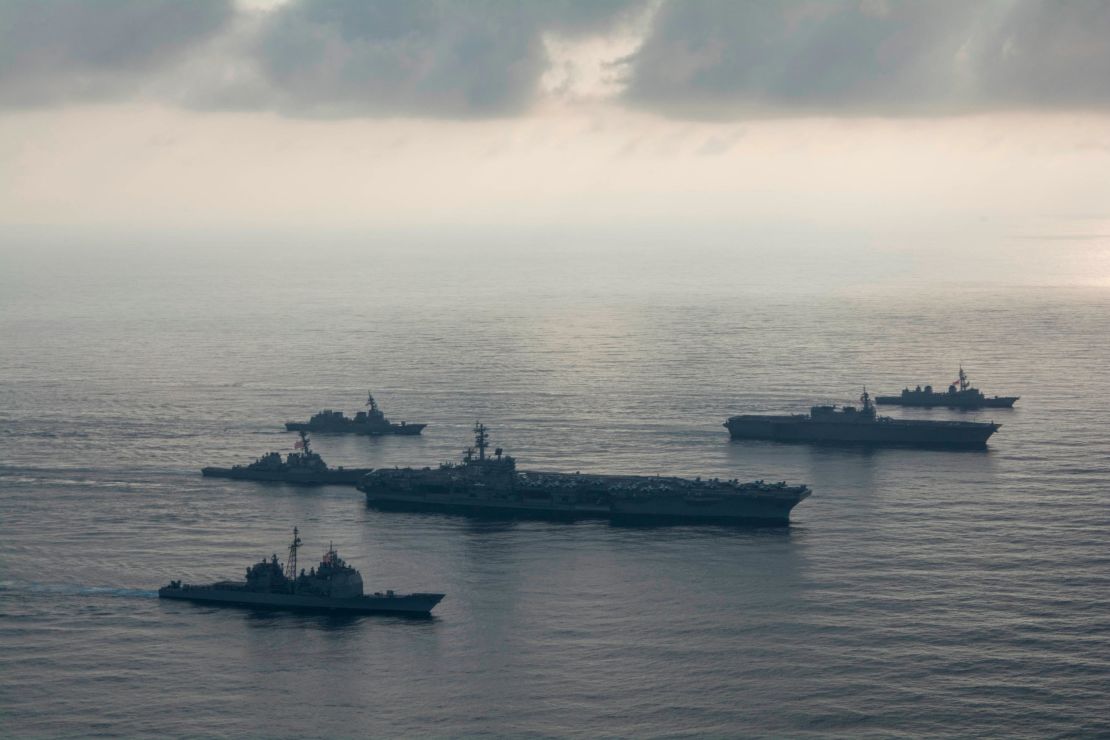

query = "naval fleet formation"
[{"left": 164, "top": 370, "right": 1018, "bottom": 616}]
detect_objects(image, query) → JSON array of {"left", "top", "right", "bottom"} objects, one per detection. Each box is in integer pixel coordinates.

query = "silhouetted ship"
[
  {"left": 725, "top": 390, "right": 1000, "bottom": 449},
  {"left": 359, "top": 423, "right": 810, "bottom": 525},
  {"left": 876, "top": 366, "right": 1019, "bottom": 408},
  {"left": 285, "top": 392, "right": 425, "bottom": 435},
  {"left": 202, "top": 431, "right": 371, "bottom": 485},
  {"left": 159, "top": 528, "right": 444, "bottom": 616}
]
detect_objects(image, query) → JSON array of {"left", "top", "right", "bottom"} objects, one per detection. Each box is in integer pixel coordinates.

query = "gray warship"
[
  {"left": 359, "top": 423, "right": 810, "bottom": 525},
  {"left": 158, "top": 528, "right": 444, "bottom": 616},
  {"left": 286, "top": 392, "right": 426, "bottom": 435},
  {"left": 725, "top": 389, "right": 1000, "bottom": 449},
  {"left": 201, "top": 431, "right": 372, "bottom": 485},
  {"left": 875, "top": 366, "right": 1019, "bottom": 409}
]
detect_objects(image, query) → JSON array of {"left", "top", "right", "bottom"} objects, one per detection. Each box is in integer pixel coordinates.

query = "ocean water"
[{"left": 1, "top": 244, "right": 1109, "bottom": 737}]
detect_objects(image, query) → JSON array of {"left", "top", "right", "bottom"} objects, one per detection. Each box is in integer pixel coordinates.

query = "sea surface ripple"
[{"left": 1, "top": 248, "right": 1108, "bottom": 737}]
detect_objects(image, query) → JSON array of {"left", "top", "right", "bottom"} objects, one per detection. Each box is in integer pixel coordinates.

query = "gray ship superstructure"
[
  {"left": 159, "top": 528, "right": 444, "bottom": 616},
  {"left": 286, "top": 392, "right": 426, "bottom": 436},
  {"left": 359, "top": 423, "right": 810, "bottom": 525},
  {"left": 202, "top": 431, "right": 372, "bottom": 485},
  {"left": 876, "top": 366, "right": 1018, "bottom": 409},
  {"left": 725, "top": 390, "right": 1000, "bottom": 449}
]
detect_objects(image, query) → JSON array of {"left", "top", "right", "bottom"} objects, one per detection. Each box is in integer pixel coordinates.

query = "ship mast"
[
  {"left": 285, "top": 527, "right": 302, "bottom": 580},
  {"left": 958, "top": 365, "right": 969, "bottom": 391},
  {"left": 297, "top": 430, "right": 311, "bottom": 455},
  {"left": 860, "top": 387, "right": 875, "bottom": 416},
  {"left": 366, "top": 392, "right": 379, "bottom": 413},
  {"left": 473, "top": 421, "right": 489, "bottom": 461}
]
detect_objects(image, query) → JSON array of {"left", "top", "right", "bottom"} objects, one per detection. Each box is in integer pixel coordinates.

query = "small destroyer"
[
  {"left": 159, "top": 528, "right": 444, "bottom": 616},
  {"left": 286, "top": 392, "right": 426, "bottom": 435},
  {"left": 875, "top": 366, "right": 1019, "bottom": 409},
  {"left": 359, "top": 424, "right": 810, "bottom": 525},
  {"left": 725, "top": 390, "right": 1000, "bottom": 449},
  {"left": 201, "top": 431, "right": 372, "bottom": 485}
]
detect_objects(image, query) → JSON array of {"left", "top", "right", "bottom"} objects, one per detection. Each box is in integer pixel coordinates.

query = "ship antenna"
[
  {"left": 298, "top": 430, "right": 311, "bottom": 455},
  {"left": 959, "top": 364, "right": 969, "bottom": 391},
  {"left": 473, "top": 421, "right": 489, "bottom": 461},
  {"left": 860, "top": 387, "right": 874, "bottom": 414},
  {"left": 367, "top": 391, "right": 378, "bottom": 412},
  {"left": 285, "top": 527, "right": 302, "bottom": 580}
]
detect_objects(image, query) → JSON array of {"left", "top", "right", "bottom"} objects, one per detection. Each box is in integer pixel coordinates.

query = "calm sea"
[{"left": 1, "top": 243, "right": 1108, "bottom": 737}]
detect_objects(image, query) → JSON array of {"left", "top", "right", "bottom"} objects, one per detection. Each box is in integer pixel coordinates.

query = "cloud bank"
[
  {"left": 251, "top": 0, "right": 642, "bottom": 117},
  {"left": 2, "top": 0, "right": 1109, "bottom": 118},
  {"left": 0, "top": 0, "right": 233, "bottom": 106},
  {"left": 623, "top": 0, "right": 1110, "bottom": 116}
]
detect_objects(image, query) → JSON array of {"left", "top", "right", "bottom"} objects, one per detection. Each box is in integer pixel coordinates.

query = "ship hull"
[
  {"left": 874, "top": 395, "right": 1018, "bottom": 408},
  {"left": 724, "top": 416, "right": 998, "bottom": 449},
  {"left": 158, "top": 586, "right": 443, "bottom": 615},
  {"left": 284, "top": 422, "right": 426, "bottom": 436},
  {"left": 201, "top": 467, "right": 373, "bottom": 485},
  {"left": 609, "top": 492, "right": 809, "bottom": 525},
  {"left": 361, "top": 473, "right": 810, "bottom": 525},
  {"left": 364, "top": 490, "right": 611, "bottom": 520}
]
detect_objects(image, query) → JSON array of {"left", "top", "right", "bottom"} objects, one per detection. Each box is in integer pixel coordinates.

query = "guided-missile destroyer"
[
  {"left": 158, "top": 528, "right": 444, "bottom": 616},
  {"left": 725, "top": 389, "right": 1000, "bottom": 449},
  {"left": 201, "top": 431, "right": 372, "bottom": 485},
  {"left": 286, "top": 392, "right": 425, "bottom": 435},
  {"left": 359, "top": 423, "right": 810, "bottom": 525},
  {"left": 875, "top": 366, "right": 1019, "bottom": 408}
]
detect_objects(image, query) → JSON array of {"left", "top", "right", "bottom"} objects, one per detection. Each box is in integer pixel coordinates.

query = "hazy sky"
[{"left": 2, "top": 0, "right": 1109, "bottom": 283}]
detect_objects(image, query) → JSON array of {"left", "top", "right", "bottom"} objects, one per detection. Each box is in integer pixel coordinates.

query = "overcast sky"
[{"left": 2, "top": 0, "right": 1109, "bottom": 282}]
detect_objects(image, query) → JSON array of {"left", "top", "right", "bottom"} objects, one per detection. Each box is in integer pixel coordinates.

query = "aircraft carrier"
[{"left": 359, "top": 424, "right": 810, "bottom": 525}]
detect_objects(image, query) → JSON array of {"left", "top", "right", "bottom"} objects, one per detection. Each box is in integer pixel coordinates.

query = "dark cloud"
[
  {"left": 624, "top": 0, "right": 1110, "bottom": 117},
  {"left": 251, "top": 0, "right": 644, "bottom": 117},
  {"left": 0, "top": 0, "right": 234, "bottom": 106},
  {"left": 3, "top": 0, "right": 1109, "bottom": 119}
]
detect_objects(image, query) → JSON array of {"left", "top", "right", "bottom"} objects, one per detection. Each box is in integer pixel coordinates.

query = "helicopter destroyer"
[
  {"left": 201, "top": 431, "right": 372, "bottom": 485},
  {"left": 159, "top": 529, "right": 444, "bottom": 616},
  {"left": 286, "top": 392, "right": 426, "bottom": 435},
  {"left": 725, "top": 390, "right": 1000, "bottom": 449},
  {"left": 876, "top": 366, "right": 1019, "bottom": 409},
  {"left": 359, "top": 423, "right": 810, "bottom": 525}
]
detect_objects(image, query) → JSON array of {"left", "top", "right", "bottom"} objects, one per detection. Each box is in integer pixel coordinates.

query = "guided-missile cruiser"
[{"left": 158, "top": 529, "right": 444, "bottom": 616}]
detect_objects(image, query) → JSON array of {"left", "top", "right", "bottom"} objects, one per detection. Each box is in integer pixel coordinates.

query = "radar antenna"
[
  {"left": 958, "top": 365, "right": 969, "bottom": 392},
  {"left": 473, "top": 422, "right": 489, "bottom": 461},
  {"left": 366, "top": 392, "right": 379, "bottom": 413},
  {"left": 296, "top": 430, "right": 311, "bottom": 455},
  {"left": 860, "top": 387, "right": 875, "bottom": 415},
  {"left": 285, "top": 527, "right": 302, "bottom": 581}
]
